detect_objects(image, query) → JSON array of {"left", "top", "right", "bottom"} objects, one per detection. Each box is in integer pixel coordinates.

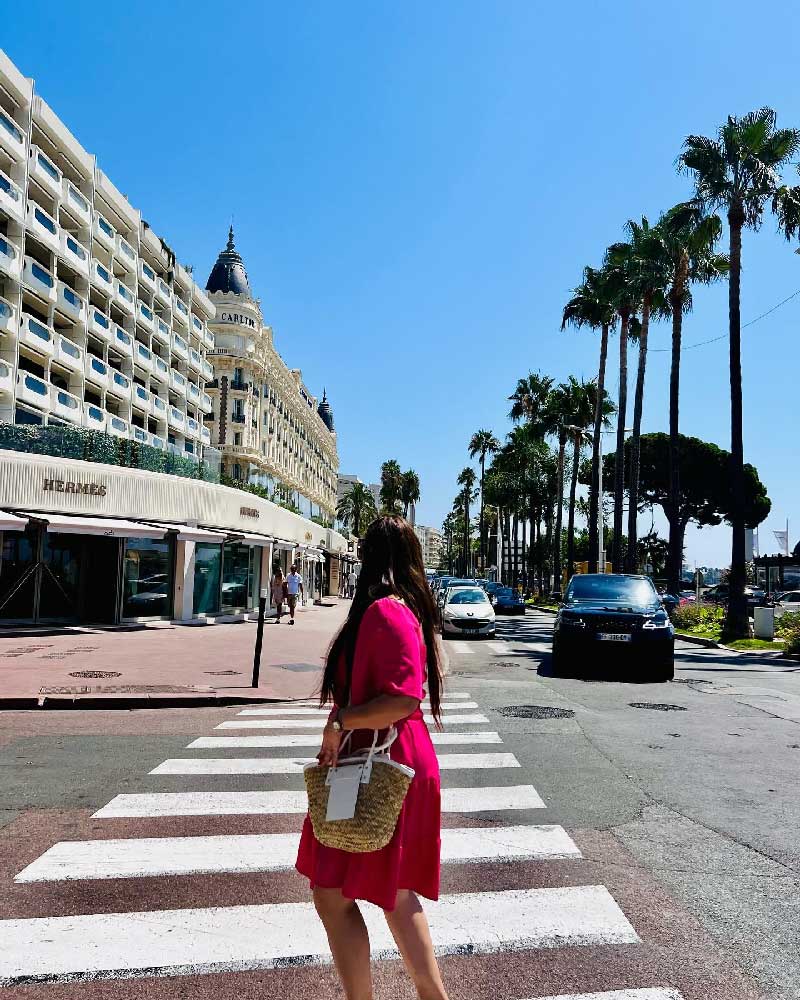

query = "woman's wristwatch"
[{"left": 331, "top": 708, "right": 344, "bottom": 732}]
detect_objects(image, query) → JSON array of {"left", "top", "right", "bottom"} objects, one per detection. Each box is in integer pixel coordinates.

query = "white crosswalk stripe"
[
  {"left": 213, "top": 713, "right": 489, "bottom": 730},
  {"left": 15, "top": 825, "right": 580, "bottom": 882},
  {"left": 237, "top": 701, "right": 480, "bottom": 714},
  {"left": 91, "top": 784, "right": 546, "bottom": 818},
  {"left": 521, "top": 993, "right": 683, "bottom": 1000},
  {"left": 284, "top": 692, "right": 473, "bottom": 707},
  {"left": 149, "top": 751, "right": 521, "bottom": 775},
  {"left": 187, "top": 731, "right": 504, "bottom": 748},
  {"left": 0, "top": 886, "right": 638, "bottom": 985}
]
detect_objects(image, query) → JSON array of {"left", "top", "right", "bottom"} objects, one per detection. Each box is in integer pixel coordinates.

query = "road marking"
[
  {"left": 187, "top": 731, "right": 503, "bottom": 749},
  {"left": 92, "top": 784, "right": 543, "bottom": 818},
  {"left": 236, "top": 701, "right": 480, "bottom": 714},
  {"left": 214, "top": 713, "right": 489, "bottom": 730},
  {"left": 15, "top": 824, "right": 578, "bottom": 882},
  {"left": 149, "top": 752, "right": 521, "bottom": 775},
  {"left": 520, "top": 992, "right": 683, "bottom": 1000},
  {"left": 0, "top": 886, "right": 638, "bottom": 984},
  {"left": 449, "top": 642, "right": 476, "bottom": 655},
  {"left": 277, "top": 692, "right": 472, "bottom": 707},
  {"left": 485, "top": 641, "right": 509, "bottom": 653}
]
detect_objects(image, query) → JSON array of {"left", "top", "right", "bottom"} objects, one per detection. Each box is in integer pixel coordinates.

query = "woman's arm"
[{"left": 316, "top": 693, "right": 419, "bottom": 766}]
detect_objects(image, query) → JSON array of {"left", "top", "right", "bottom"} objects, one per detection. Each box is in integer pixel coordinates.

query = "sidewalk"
[{"left": 0, "top": 600, "right": 350, "bottom": 709}]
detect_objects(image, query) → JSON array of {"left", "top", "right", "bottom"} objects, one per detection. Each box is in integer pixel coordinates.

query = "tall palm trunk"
[
  {"left": 626, "top": 298, "right": 650, "bottom": 572},
  {"left": 552, "top": 429, "right": 567, "bottom": 594},
  {"left": 667, "top": 265, "right": 687, "bottom": 594},
  {"left": 503, "top": 509, "right": 511, "bottom": 585},
  {"left": 478, "top": 455, "right": 486, "bottom": 572},
  {"left": 566, "top": 433, "right": 581, "bottom": 578},
  {"left": 588, "top": 323, "right": 609, "bottom": 573},
  {"left": 725, "top": 209, "right": 749, "bottom": 639},
  {"left": 521, "top": 515, "right": 527, "bottom": 591},
  {"left": 612, "top": 312, "right": 629, "bottom": 572}
]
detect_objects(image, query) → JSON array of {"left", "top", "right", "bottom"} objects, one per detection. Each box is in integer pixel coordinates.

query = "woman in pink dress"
[{"left": 296, "top": 515, "right": 449, "bottom": 1000}]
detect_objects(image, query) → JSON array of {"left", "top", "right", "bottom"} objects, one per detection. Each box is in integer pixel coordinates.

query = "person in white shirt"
[
  {"left": 348, "top": 569, "right": 357, "bottom": 599},
  {"left": 286, "top": 565, "right": 304, "bottom": 625}
]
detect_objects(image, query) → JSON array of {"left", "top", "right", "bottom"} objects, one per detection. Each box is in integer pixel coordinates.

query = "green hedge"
[{"left": 0, "top": 423, "right": 220, "bottom": 484}]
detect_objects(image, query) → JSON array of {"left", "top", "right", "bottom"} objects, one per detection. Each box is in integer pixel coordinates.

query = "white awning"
[
  {"left": 0, "top": 511, "right": 28, "bottom": 532},
  {"left": 16, "top": 512, "right": 168, "bottom": 539},
  {"left": 143, "top": 521, "right": 227, "bottom": 543},
  {"left": 234, "top": 532, "right": 274, "bottom": 546},
  {"left": 273, "top": 541, "right": 296, "bottom": 552}
]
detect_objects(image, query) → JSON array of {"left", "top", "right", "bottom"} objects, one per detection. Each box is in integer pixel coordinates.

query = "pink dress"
[{"left": 295, "top": 597, "right": 441, "bottom": 911}]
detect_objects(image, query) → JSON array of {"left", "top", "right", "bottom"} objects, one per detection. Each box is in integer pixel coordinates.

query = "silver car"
[{"left": 441, "top": 586, "right": 496, "bottom": 639}]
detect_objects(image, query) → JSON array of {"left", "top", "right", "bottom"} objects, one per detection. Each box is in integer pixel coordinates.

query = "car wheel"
[{"left": 652, "top": 658, "right": 674, "bottom": 682}]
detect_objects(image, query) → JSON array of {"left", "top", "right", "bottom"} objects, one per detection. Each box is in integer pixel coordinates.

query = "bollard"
[{"left": 252, "top": 587, "right": 268, "bottom": 688}]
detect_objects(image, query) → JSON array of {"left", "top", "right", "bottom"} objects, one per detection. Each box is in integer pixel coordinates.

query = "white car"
[
  {"left": 441, "top": 586, "right": 496, "bottom": 639},
  {"left": 774, "top": 590, "right": 800, "bottom": 612}
]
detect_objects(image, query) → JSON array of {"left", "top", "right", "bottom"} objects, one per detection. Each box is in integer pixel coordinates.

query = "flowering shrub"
[
  {"left": 671, "top": 603, "right": 724, "bottom": 636},
  {"left": 776, "top": 611, "right": 800, "bottom": 653}
]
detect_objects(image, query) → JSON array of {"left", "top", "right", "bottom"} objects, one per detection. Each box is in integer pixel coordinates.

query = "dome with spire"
[
  {"left": 317, "top": 390, "right": 335, "bottom": 432},
  {"left": 205, "top": 226, "right": 252, "bottom": 297}
]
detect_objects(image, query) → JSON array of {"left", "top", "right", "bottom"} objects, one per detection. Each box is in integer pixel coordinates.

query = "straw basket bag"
[{"left": 303, "top": 729, "right": 415, "bottom": 853}]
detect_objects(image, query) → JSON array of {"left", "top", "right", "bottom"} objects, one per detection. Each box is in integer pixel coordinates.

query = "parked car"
[
  {"left": 552, "top": 573, "right": 674, "bottom": 681},
  {"left": 493, "top": 586, "right": 526, "bottom": 615},
  {"left": 440, "top": 586, "right": 496, "bottom": 639},
  {"left": 702, "top": 584, "right": 767, "bottom": 610},
  {"left": 772, "top": 590, "right": 800, "bottom": 611}
]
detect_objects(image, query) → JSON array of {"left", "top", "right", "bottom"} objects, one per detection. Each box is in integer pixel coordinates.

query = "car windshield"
[
  {"left": 566, "top": 576, "right": 658, "bottom": 606},
  {"left": 496, "top": 588, "right": 515, "bottom": 598},
  {"left": 448, "top": 589, "right": 489, "bottom": 605}
]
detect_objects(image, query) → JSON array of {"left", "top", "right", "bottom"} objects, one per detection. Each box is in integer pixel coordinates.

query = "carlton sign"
[{"left": 218, "top": 311, "right": 256, "bottom": 329}]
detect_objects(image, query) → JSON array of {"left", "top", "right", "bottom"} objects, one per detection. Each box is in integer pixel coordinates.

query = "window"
[
  {"left": 139, "top": 303, "right": 153, "bottom": 321},
  {"left": 60, "top": 338, "right": 80, "bottom": 360},
  {"left": 66, "top": 236, "right": 87, "bottom": 261},
  {"left": 31, "top": 262, "right": 53, "bottom": 287},
  {"left": 113, "top": 372, "right": 128, "bottom": 388},
  {"left": 67, "top": 185, "right": 88, "bottom": 212},
  {"left": 222, "top": 542, "right": 259, "bottom": 611},
  {"left": 34, "top": 207, "right": 57, "bottom": 234},
  {"left": 91, "top": 358, "right": 107, "bottom": 375},
  {"left": 175, "top": 297, "right": 188, "bottom": 315},
  {"left": 28, "top": 317, "right": 51, "bottom": 342},
  {"left": 142, "top": 262, "right": 155, "bottom": 281},
  {"left": 117, "top": 283, "right": 133, "bottom": 302},
  {"left": 123, "top": 538, "right": 173, "bottom": 619},
  {"left": 116, "top": 328, "right": 131, "bottom": 346},
  {"left": 56, "top": 390, "right": 78, "bottom": 409},
  {"left": 96, "top": 263, "right": 111, "bottom": 284},
  {"left": 37, "top": 152, "right": 60, "bottom": 181},
  {"left": 193, "top": 543, "right": 222, "bottom": 615},
  {"left": 98, "top": 215, "right": 114, "bottom": 239},
  {"left": 137, "top": 344, "right": 151, "bottom": 360},
  {"left": 0, "top": 109, "right": 23, "bottom": 142},
  {"left": 88, "top": 405, "right": 103, "bottom": 421},
  {"left": 119, "top": 239, "right": 135, "bottom": 260},
  {"left": 93, "top": 310, "right": 109, "bottom": 328},
  {"left": 63, "top": 286, "right": 80, "bottom": 307},
  {"left": 24, "top": 374, "right": 47, "bottom": 396}
]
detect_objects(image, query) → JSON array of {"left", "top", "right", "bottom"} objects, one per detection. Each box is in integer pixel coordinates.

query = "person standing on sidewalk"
[
  {"left": 348, "top": 567, "right": 357, "bottom": 598},
  {"left": 296, "top": 515, "right": 448, "bottom": 1000},
  {"left": 286, "top": 564, "right": 304, "bottom": 625},
  {"left": 271, "top": 568, "right": 286, "bottom": 623}
]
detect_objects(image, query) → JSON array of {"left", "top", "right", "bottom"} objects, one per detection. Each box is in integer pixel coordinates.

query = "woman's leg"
[
  {"left": 275, "top": 599, "right": 282, "bottom": 622},
  {"left": 313, "top": 887, "right": 373, "bottom": 1000},
  {"left": 384, "top": 891, "right": 449, "bottom": 1000}
]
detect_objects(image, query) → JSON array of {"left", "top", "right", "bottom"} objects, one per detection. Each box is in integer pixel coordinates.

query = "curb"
[
  {"left": 0, "top": 694, "right": 294, "bottom": 712},
  {"left": 675, "top": 633, "right": 722, "bottom": 649}
]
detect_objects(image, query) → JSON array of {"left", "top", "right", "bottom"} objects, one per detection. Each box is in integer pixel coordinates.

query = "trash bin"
[{"left": 754, "top": 606, "right": 774, "bottom": 640}]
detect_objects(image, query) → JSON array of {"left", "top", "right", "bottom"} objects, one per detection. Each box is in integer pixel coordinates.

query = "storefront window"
[
  {"left": 122, "top": 538, "right": 173, "bottom": 618},
  {"left": 38, "top": 533, "right": 82, "bottom": 621},
  {"left": 0, "top": 528, "right": 37, "bottom": 621},
  {"left": 222, "top": 542, "right": 259, "bottom": 611},
  {"left": 193, "top": 543, "right": 222, "bottom": 615}
]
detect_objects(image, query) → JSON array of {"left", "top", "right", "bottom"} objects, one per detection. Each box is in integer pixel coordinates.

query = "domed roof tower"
[
  {"left": 317, "top": 389, "right": 335, "bottom": 432},
  {"left": 205, "top": 226, "right": 252, "bottom": 298}
]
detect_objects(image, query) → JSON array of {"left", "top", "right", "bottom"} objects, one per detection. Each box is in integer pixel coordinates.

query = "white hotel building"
[{"left": 0, "top": 50, "right": 345, "bottom": 626}]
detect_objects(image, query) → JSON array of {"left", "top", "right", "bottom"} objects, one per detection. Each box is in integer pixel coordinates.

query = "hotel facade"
[{"left": 0, "top": 50, "right": 346, "bottom": 626}]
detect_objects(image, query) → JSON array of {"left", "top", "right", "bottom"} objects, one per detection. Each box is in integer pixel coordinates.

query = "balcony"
[
  {"left": 22, "top": 255, "right": 56, "bottom": 302},
  {"left": 168, "top": 406, "right": 186, "bottom": 432},
  {"left": 151, "top": 353, "right": 169, "bottom": 383},
  {"left": 172, "top": 295, "right": 189, "bottom": 328},
  {"left": 191, "top": 313, "right": 204, "bottom": 338},
  {"left": 26, "top": 201, "right": 60, "bottom": 253},
  {"left": 83, "top": 402, "right": 107, "bottom": 432},
  {"left": 230, "top": 378, "right": 247, "bottom": 393},
  {"left": 153, "top": 317, "right": 171, "bottom": 347},
  {"left": 134, "top": 341, "right": 153, "bottom": 374},
  {"left": 132, "top": 425, "right": 149, "bottom": 446},
  {"left": 17, "top": 370, "right": 51, "bottom": 411},
  {"left": 136, "top": 300, "right": 154, "bottom": 333},
  {"left": 0, "top": 234, "right": 22, "bottom": 282},
  {"left": 50, "top": 385, "right": 81, "bottom": 423},
  {"left": 107, "top": 369, "right": 131, "bottom": 400},
  {"left": 201, "top": 358, "right": 214, "bottom": 380},
  {"left": 111, "top": 326, "right": 132, "bottom": 359},
  {"left": 169, "top": 369, "right": 187, "bottom": 396},
  {"left": 19, "top": 313, "right": 55, "bottom": 358},
  {"left": 0, "top": 358, "right": 13, "bottom": 395},
  {"left": 28, "top": 146, "right": 62, "bottom": 200},
  {"left": 0, "top": 107, "right": 26, "bottom": 162},
  {"left": 0, "top": 169, "right": 24, "bottom": 224},
  {"left": 203, "top": 329, "right": 215, "bottom": 351},
  {"left": 59, "top": 231, "right": 90, "bottom": 277},
  {"left": 61, "top": 180, "right": 91, "bottom": 225},
  {"left": 155, "top": 279, "right": 171, "bottom": 308},
  {"left": 93, "top": 212, "right": 116, "bottom": 253},
  {"left": 138, "top": 258, "right": 156, "bottom": 293},
  {"left": 56, "top": 280, "right": 86, "bottom": 324},
  {"left": 107, "top": 414, "right": 130, "bottom": 439},
  {"left": 188, "top": 347, "right": 202, "bottom": 372},
  {"left": 231, "top": 413, "right": 246, "bottom": 424},
  {"left": 150, "top": 434, "right": 166, "bottom": 450},
  {"left": 55, "top": 334, "right": 83, "bottom": 373},
  {"left": 88, "top": 307, "right": 113, "bottom": 345},
  {"left": 151, "top": 394, "right": 167, "bottom": 419},
  {"left": 85, "top": 353, "right": 110, "bottom": 390},
  {"left": 186, "top": 416, "right": 200, "bottom": 439},
  {"left": 115, "top": 279, "right": 135, "bottom": 315},
  {"left": 91, "top": 258, "right": 114, "bottom": 295},
  {"left": 132, "top": 383, "right": 151, "bottom": 414},
  {"left": 115, "top": 235, "right": 137, "bottom": 274},
  {"left": 200, "top": 426, "right": 211, "bottom": 446},
  {"left": 187, "top": 381, "right": 201, "bottom": 405},
  {"left": 174, "top": 262, "right": 191, "bottom": 292},
  {"left": 0, "top": 295, "right": 17, "bottom": 337},
  {"left": 172, "top": 333, "right": 188, "bottom": 362},
  {"left": 199, "top": 391, "right": 212, "bottom": 413}
]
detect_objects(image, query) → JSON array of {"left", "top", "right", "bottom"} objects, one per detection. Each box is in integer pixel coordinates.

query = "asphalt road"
[{"left": 0, "top": 609, "right": 797, "bottom": 999}]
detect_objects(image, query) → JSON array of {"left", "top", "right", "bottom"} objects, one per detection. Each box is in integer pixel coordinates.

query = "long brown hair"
[{"left": 320, "top": 515, "right": 443, "bottom": 721}]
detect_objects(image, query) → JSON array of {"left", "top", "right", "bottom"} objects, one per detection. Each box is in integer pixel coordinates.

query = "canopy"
[
  {"left": 143, "top": 521, "right": 226, "bottom": 543},
  {"left": 15, "top": 512, "right": 168, "bottom": 539},
  {"left": 0, "top": 511, "right": 28, "bottom": 531}
]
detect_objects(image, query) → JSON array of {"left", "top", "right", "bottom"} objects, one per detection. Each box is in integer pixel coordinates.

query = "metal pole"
[
  {"left": 252, "top": 587, "right": 268, "bottom": 688},
  {"left": 598, "top": 430, "right": 604, "bottom": 572}
]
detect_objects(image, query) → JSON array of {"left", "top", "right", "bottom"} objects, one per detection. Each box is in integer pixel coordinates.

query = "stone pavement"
[{"left": 0, "top": 600, "right": 351, "bottom": 708}]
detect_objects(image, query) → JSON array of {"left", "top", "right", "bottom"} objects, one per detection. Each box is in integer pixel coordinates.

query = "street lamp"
[{"left": 597, "top": 428, "right": 632, "bottom": 574}]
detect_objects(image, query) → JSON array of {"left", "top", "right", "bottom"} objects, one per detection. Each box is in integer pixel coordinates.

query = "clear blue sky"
[{"left": 6, "top": 1, "right": 800, "bottom": 565}]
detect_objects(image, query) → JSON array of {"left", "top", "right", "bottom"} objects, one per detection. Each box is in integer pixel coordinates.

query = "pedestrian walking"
[
  {"left": 286, "top": 564, "right": 304, "bottom": 625},
  {"left": 270, "top": 568, "right": 285, "bottom": 623},
  {"left": 296, "top": 515, "right": 448, "bottom": 1000},
  {"left": 348, "top": 567, "right": 357, "bottom": 598}
]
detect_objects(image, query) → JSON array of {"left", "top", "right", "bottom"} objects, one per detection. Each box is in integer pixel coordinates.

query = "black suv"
[{"left": 552, "top": 573, "right": 674, "bottom": 681}]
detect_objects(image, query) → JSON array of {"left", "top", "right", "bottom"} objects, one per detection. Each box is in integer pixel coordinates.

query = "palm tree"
[
  {"left": 468, "top": 429, "right": 501, "bottom": 572},
  {"left": 336, "top": 482, "right": 378, "bottom": 537},
  {"left": 400, "top": 469, "right": 421, "bottom": 521},
  {"left": 508, "top": 372, "right": 554, "bottom": 429},
  {"left": 647, "top": 202, "right": 728, "bottom": 591},
  {"left": 456, "top": 467, "right": 477, "bottom": 576},
  {"left": 379, "top": 459, "right": 403, "bottom": 514},
  {"left": 543, "top": 378, "right": 585, "bottom": 593},
  {"left": 679, "top": 109, "right": 800, "bottom": 637},
  {"left": 562, "top": 266, "right": 616, "bottom": 572}
]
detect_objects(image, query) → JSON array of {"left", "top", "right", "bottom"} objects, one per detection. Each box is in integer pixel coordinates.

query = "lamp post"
[{"left": 597, "top": 428, "right": 633, "bottom": 573}]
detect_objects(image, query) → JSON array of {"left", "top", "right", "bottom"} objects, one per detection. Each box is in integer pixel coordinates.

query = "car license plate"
[{"left": 598, "top": 632, "right": 632, "bottom": 642}]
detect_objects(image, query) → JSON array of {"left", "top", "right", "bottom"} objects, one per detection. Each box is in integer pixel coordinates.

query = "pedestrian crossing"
[{"left": 0, "top": 687, "right": 684, "bottom": 997}]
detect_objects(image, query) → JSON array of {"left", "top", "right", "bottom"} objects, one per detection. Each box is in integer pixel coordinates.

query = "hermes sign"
[
  {"left": 43, "top": 478, "right": 107, "bottom": 497},
  {"left": 240, "top": 506, "right": 260, "bottom": 519}
]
